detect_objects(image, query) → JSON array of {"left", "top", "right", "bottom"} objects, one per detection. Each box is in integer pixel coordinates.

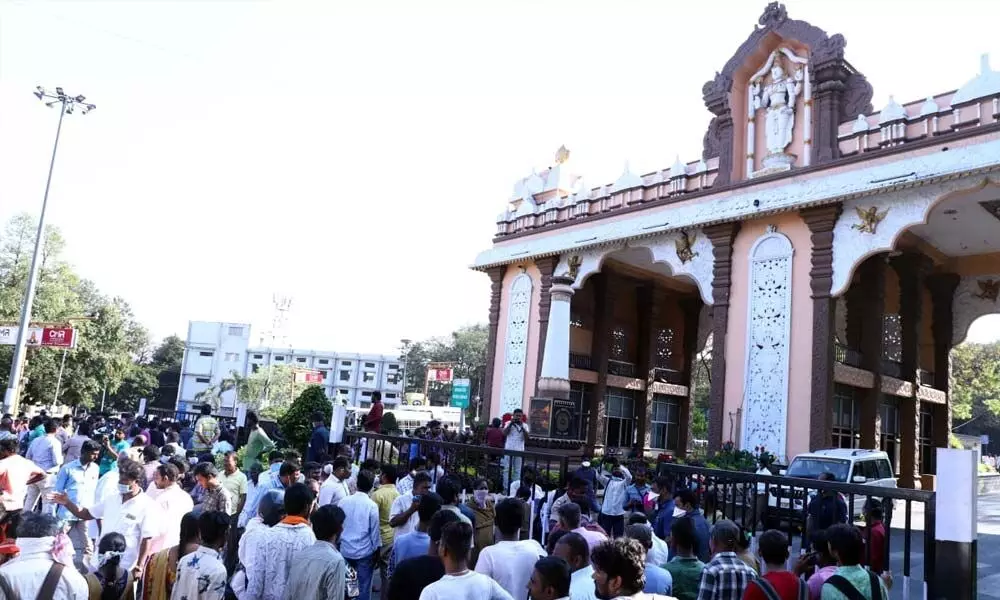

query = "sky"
[{"left": 1, "top": 0, "right": 999, "bottom": 354}]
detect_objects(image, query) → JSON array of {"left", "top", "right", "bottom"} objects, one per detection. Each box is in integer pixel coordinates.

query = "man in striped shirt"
[{"left": 695, "top": 519, "right": 757, "bottom": 600}]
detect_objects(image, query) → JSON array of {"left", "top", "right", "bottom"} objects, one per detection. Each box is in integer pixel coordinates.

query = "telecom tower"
[{"left": 261, "top": 294, "right": 293, "bottom": 405}]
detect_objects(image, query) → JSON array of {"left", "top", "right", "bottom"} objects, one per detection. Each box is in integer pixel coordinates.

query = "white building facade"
[{"left": 176, "top": 321, "right": 404, "bottom": 414}]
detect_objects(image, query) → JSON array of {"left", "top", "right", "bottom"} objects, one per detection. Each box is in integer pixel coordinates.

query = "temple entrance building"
[{"left": 471, "top": 3, "right": 1000, "bottom": 488}]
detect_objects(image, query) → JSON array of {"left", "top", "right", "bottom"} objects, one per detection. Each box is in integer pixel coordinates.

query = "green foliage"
[
  {"left": 260, "top": 404, "right": 289, "bottom": 422},
  {"left": 223, "top": 365, "right": 297, "bottom": 411},
  {"left": 403, "top": 324, "right": 488, "bottom": 409},
  {"left": 381, "top": 412, "right": 399, "bottom": 434},
  {"left": 691, "top": 348, "right": 711, "bottom": 441},
  {"left": 0, "top": 214, "right": 151, "bottom": 410},
  {"left": 949, "top": 433, "right": 965, "bottom": 449},
  {"left": 951, "top": 342, "right": 1000, "bottom": 421},
  {"left": 704, "top": 441, "right": 759, "bottom": 472},
  {"left": 277, "top": 386, "right": 331, "bottom": 454},
  {"left": 979, "top": 461, "right": 996, "bottom": 474}
]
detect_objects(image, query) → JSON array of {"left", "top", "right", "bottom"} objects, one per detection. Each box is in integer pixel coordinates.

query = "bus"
[{"left": 344, "top": 405, "right": 462, "bottom": 432}]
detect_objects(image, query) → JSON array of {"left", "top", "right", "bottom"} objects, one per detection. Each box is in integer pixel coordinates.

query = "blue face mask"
[{"left": 118, "top": 483, "right": 133, "bottom": 495}]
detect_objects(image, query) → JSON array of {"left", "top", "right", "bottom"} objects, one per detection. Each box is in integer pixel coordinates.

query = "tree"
[
  {"left": 221, "top": 365, "right": 296, "bottom": 411},
  {"left": 402, "top": 324, "right": 488, "bottom": 415},
  {"left": 278, "top": 386, "right": 331, "bottom": 454},
  {"left": 951, "top": 342, "right": 1000, "bottom": 421},
  {"left": 151, "top": 335, "right": 185, "bottom": 368}
]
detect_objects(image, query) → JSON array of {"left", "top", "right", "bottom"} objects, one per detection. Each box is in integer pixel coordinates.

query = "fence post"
[{"left": 932, "top": 448, "right": 977, "bottom": 600}]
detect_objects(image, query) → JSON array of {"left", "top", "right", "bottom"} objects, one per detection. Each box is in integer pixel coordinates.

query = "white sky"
[{"left": 1, "top": 0, "right": 999, "bottom": 353}]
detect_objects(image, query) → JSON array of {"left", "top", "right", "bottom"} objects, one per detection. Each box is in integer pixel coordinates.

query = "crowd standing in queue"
[{"left": 0, "top": 397, "right": 893, "bottom": 600}]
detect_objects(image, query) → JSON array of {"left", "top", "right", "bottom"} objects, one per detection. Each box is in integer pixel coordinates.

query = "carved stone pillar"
[
  {"left": 482, "top": 267, "right": 506, "bottom": 418},
  {"left": 857, "top": 257, "right": 886, "bottom": 449},
  {"left": 679, "top": 296, "right": 703, "bottom": 457},
  {"left": 635, "top": 285, "right": 655, "bottom": 453},
  {"left": 928, "top": 273, "right": 960, "bottom": 450},
  {"left": 586, "top": 274, "right": 615, "bottom": 453},
  {"left": 537, "top": 275, "right": 575, "bottom": 400},
  {"left": 892, "top": 254, "right": 930, "bottom": 488},
  {"left": 811, "top": 60, "right": 851, "bottom": 164},
  {"left": 802, "top": 203, "right": 842, "bottom": 450},
  {"left": 704, "top": 223, "right": 740, "bottom": 453},
  {"left": 534, "top": 257, "right": 560, "bottom": 396},
  {"left": 702, "top": 73, "right": 734, "bottom": 185}
]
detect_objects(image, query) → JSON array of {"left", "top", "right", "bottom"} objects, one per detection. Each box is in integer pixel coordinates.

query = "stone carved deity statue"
[{"left": 751, "top": 57, "right": 803, "bottom": 157}]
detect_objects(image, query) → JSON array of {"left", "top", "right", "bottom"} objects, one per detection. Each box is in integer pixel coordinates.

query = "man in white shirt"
[
  {"left": 396, "top": 457, "right": 425, "bottom": 496},
  {"left": 502, "top": 409, "right": 529, "bottom": 493},
  {"left": 0, "top": 513, "right": 89, "bottom": 600},
  {"left": 507, "top": 465, "right": 545, "bottom": 501},
  {"left": 149, "top": 463, "right": 195, "bottom": 552},
  {"left": 418, "top": 521, "right": 513, "bottom": 600},
  {"left": 338, "top": 471, "right": 381, "bottom": 600},
  {"left": 25, "top": 419, "right": 63, "bottom": 514},
  {"left": 389, "top": 471, "right": 433, "bottom": 537},
  {"left": 172, "top": 511, "right": 229, "bottom": 600},
  {"left": 596, "top": 461, "right": 632, "bottom": 538},
  {"left": 51, "top": 457, "right": 158, "bottom": 579},
  {"left": 552, "top": 532, "right": 598, "bottom": 600},
  {"left": 474, "top": 499, "right": 546, "bottom": 600},
  {"left": 318, "top": 457, "right": 351, "bottom": 506},
  {"left": 240, "top": 483, "right": 316, "bottom": 600},
  {"left": 0, "top": 438, "right": 45, "bottom": 539}
]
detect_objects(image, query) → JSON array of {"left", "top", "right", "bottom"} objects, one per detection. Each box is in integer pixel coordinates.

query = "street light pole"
[{"left": 3, "top": 87, "right": 96, "bottom": 414}]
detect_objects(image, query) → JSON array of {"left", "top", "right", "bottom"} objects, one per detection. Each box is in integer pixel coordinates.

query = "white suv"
[{"left": 766, "top": 449, "right": 896, "bottom": 526}]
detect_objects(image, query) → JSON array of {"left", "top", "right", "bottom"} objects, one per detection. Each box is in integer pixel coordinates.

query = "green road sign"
[{"left": 451, "top": 378, "right": 471, "bottom": 408}]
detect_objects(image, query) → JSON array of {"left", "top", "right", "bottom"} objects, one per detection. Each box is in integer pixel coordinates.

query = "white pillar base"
[{"left": 537, "top": 377, "right": 571, "bottom": 397}]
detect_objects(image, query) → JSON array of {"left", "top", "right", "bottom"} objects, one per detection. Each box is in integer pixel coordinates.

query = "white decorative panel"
[
  {"left": 952, "top": 274, "right": 1000, "bottom": 345},
  {"left": 499, "top": 273, "right": 533, "bottom": 414},
  {"left": 741, "top": 231, "right": 794, "bottom": 461}
]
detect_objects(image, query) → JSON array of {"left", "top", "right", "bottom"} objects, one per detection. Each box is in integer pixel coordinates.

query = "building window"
[
  {"left": 339, "top": 389, "right": 349, "bottom": 396},
  {"left": 831, "top": 385, "right": 860, "bottom": 449},
  {"left": 363, "top": 372, "right": 376, "bottom": 384},
  {"left": 387, "top": 373, "right": 401, "bottom": 385},
  {"left": 389, "top": 364, "right": 399, "bottom": 370},
  {"left": 228, "top": 326, "right": 244, "bottom": 336},
  {"left": 604, "top": 387, "right": 636, "bottom": 448},
  {"left": 296, "top": 357, "right": 307, "bottom": 363},
  {"left": 361, "top": 392, "right": 373, "bottom": 398},
  {"left": 879, "top": 398, "right": 901, "bottom": 474},
  {"left": 650, "top": 395, "right": 681, "bottom": 450},
  {"left": 319, "top": 370, "right": 329, "bottom": 380},
  {"left": 610, "top": 327, "right": 626, "bottom": 360},
  {"left": 341, "top": 361, "right": 352, "bottom": 367},
  {"left": 339, "top": 370, "right": 351, "bottom": 382},
  {"left": 274, "top": 356, "right": 285, "bottom": 362},
  {"left": 655, "top": 328, "right": 674, "bottom": 369},
  {"left": 364, "top": 362, "right": 376, "bottom": 368},
  {"left": 385, "top": 393, "right": 397, "bottom": 399},
  {"left": 224, "top": 352, "right": 239, "bottom": 362},
  {"left": 199, "top": 351, "right": 214, "bottom": 357},
  {"left": 253, "top": 354, "right": 263, "bottom": 360},
  {"left": 919, "top": 407, "right": 935, "bottom": 474},
  {"left": 318, "top": 359, "right": 329, "bottom": 365},
  {"left": 195, "top": 377, "right": 210, "bottom": 384},
  {"left": 882, "top": 314, "right": 902, "bottom": 363}
]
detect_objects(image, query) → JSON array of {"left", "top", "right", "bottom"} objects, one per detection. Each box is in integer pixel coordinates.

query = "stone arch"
[
  {"left": 830, "top": 176, "right": 1000, "bottom": 297},
  {"left": 953, "top": 276, "right": 1000, "bottom": 346},
  {"left": 554, "top": 229, "right": 715, "bottom": 305}
]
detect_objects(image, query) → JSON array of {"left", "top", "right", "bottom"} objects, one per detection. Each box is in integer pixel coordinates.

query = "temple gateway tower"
[{"left": 471, "top": 3, "right": 1000, "bottom": 488}]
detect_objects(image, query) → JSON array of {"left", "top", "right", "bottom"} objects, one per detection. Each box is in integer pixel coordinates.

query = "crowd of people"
[{"left": 0, "top": 400, "right": 891, "bottom": 600}]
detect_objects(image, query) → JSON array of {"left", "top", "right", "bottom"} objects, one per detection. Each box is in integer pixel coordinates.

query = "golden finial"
[{"left": 554, "top": 145, "right": 570, "bottom": 165}]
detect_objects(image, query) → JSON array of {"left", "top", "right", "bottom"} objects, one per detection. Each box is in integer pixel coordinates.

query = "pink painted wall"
[
  {"left": 488, "top": 262, "right": 543, "bottom": 419},
  {"left": 723, "top": 212, "right": 815, "bottom": 460}
]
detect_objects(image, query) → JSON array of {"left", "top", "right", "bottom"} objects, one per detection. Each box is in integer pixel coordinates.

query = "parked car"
[{"left": 765, "top": 448, "right": 896, "bottom": 528}]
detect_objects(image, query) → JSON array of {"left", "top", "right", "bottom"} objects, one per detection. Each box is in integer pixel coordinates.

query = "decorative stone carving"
[
  {"left": 741, "top": 231, "right": 794, "bottom": 461},
  {"left": 751, "top": 50, "right": 804, "bottom": 166},
  {"left": 851, "top": 206, "right": 888, "bottom": 234},
  {"left": 554, "top": 145, "right": 571, "bottom": 165},
  {"left": 675, "top": 231, "right": 698, "bottom": 264},
  {"left": 829, "top": 174, "right": 1000, "bottom": 297},
  {"left": 566, "top": 255, "right": 582, "bottom": 279},
  {"left": 696, "top": 304, "right": 713, "bottom": 354},
  {"left": 953, "top": 273, "right": 1000, "bottom": 345},
  {"left": 477, "top": 138, "right": 1000, "bottom": 283},
  {"left": 975, "top": 278, "right": 1000, "bottom": 301},
  {"left": 499, "top": 272, "right": 533, "bottom": 415}
]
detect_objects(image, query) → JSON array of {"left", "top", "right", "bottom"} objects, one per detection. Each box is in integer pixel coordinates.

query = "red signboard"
[
  {"left": 294, "top": 370, "right": 324, "bottom": 384},
  {"left": 428, "top": 367, "right": 453, "bottom": 382},
  {"left": 24, "top": 327, "right": 76, "bottom": 348}
]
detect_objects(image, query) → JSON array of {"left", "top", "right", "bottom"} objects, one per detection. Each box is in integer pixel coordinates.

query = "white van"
[{"left": 767, "top": 449, "right": 896, "bottom": 525}]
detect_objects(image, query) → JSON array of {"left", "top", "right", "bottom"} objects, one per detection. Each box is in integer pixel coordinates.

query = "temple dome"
[{"left": 952, "top": 54, "right": 1000, "bottom": 106}]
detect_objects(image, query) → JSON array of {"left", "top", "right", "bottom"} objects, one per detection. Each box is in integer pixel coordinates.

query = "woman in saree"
[{"left": 142, "top": 512, "right": 200, "bottom": 600}]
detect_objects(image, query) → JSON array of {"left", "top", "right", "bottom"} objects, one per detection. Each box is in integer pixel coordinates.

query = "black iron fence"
[
  {"left": 655, "top": 462, "right": 938, "bottom": 596},
  {"left": 344, "top": 431, "right": 570, "bottom": 494},
  {"left": 607, "top": 359, "right": 636, "bottom": 378},
  {"left": 569, "top": 353, "right": 593, "bottom": 370},
  {"left": 654, "top": 367, "right": 685, "bottom": 385},
  {"left": 834, "top": 343, "right": 864, "bottom": 368}
]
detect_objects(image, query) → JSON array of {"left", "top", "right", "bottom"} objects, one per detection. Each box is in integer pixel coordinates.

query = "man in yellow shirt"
[
  {"left": 371, "top": 464, "right": 401, "bottom": 588},
  {"left": 191, "top": 405, "right": 219, "bottom": 454}
]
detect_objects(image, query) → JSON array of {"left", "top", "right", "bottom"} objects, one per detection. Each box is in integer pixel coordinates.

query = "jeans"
[
  {"left": 598, "top": 513, "right": 625, "bottom": 538},
  {"left": 502, "top": 456, "right": 523, "bottom": 493},
  {"left": 65, "top": 520, "right": 93, "bottom": 573},
  {"left": 346, "top": 553, "right": 375, "bottom": 600}
]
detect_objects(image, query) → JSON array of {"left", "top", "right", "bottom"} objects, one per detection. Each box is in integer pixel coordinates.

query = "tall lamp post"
[
  {"left": 399, "top": 338, "right": 412, "bottom": 403},
  {"left": 3, "top": 87, "right": 96, "bottom": 414}
]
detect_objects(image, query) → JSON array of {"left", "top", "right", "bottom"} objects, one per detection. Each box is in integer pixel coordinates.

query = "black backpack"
[
  {"left": 750, "top": 575, "right": 808, "bottom": 600},
  {"left": 824, "top": 571, "right": 881, "bottom": 600}
]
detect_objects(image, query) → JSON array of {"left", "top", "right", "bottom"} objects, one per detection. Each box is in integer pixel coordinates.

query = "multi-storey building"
[{"left": 176, "top": 321, "right": 404, "bottom": 414}]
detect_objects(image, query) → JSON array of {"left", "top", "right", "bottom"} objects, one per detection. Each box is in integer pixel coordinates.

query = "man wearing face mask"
[
  {"left": 51, "top": 458, "right": 158, "bottom": 580},
  {"left": 596, "top": 460, "right": 632, "bottom": 538}
]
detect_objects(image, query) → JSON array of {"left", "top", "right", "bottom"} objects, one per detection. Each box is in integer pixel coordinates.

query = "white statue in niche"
[{"left": 752, "top": 55, "right": 803, "bottom": 160}]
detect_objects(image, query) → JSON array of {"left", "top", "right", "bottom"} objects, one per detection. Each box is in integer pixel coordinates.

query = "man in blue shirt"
[
  {"left": 54, "top": 439, "right": 100, "bottom": 572},
  {"left": 625, "top": 468, "right": 651, "bottom": 514},
  {"left": 673, "top": 488, "right": 711, "bottom": 562},
  {"left": 651, "top": 475, "right": 676, "bottom": 543},
  {"left": 624, "top": 523, "right": 673, "bottom": 595},
  {"left": 308, "top": 412, "right": 330, "bottom": 463}
]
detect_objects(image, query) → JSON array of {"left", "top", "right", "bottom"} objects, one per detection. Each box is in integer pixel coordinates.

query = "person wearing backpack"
[
  {"left": 741, "top": 530, "right": 806, "bottom": 600},
  {"left": 820, "top": 525, "right": 888, "bottom": 600}
]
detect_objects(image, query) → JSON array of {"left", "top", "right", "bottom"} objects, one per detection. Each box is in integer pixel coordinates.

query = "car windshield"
[{"left": 786, "top": 457, "right": 850, "bottom": 482}]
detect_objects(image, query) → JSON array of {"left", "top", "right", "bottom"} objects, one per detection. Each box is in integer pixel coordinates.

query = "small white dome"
[
  {"left": 952, "top": 54, "right": 1000, "bottom": 106},
  {"left": 611, "top": 161, "right": 643, "bottom": 192},
  {"left": 852, "top": 114, "right": 870, "bottom": 133},
  {"left": 695, "top": 159, "right": 708, "bottom": 174},
  {"left": 878, "top": 95, "right": 906, "bottom": 124},
  {"left": 919, "top": 96, "right": 940, "bottom": 116},
  {"left": 670, "top": 156, "right": 687, "bottom": 179}
]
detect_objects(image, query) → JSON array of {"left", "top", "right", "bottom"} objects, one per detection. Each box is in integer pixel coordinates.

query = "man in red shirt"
[
  {"left": 365, "top": 391, "right": 384, "bottom": 432},
  {"left": 742, "top": 529, "right": 807, "bottom": 600},
  {"left": 861, "top": 501, "right": 887, "bottom": 575}
]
